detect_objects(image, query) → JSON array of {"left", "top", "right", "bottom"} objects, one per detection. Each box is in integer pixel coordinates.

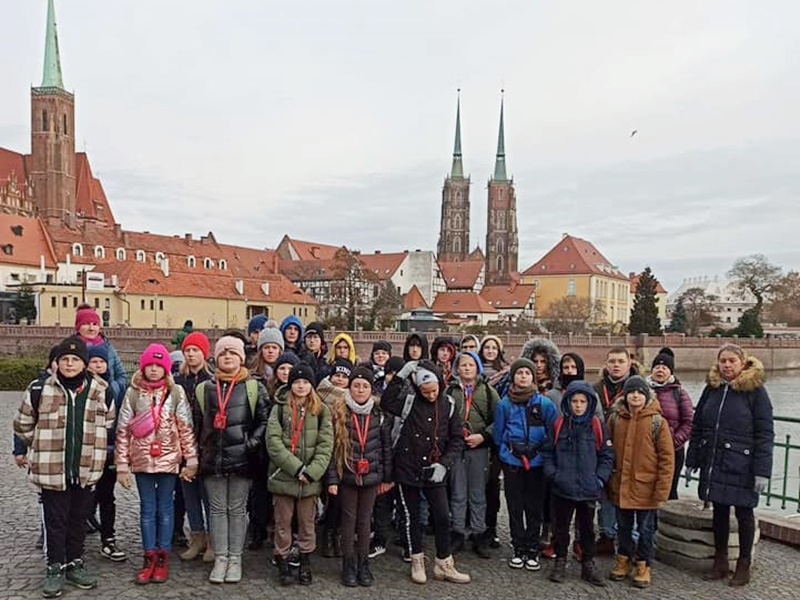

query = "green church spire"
[
  {"left": 450, "top": 89, "right": 464, "bottom": 178},
  {"left": 493, "top": 91, "right": 508, "bottom": 182},
  {"left": 41, "top": 0, "right": 65, "bottom": 89}
]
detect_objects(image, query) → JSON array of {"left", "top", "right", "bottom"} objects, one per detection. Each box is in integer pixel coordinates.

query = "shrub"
[{"left": 0, "top": 356, "right": 46, "bottom": 391}]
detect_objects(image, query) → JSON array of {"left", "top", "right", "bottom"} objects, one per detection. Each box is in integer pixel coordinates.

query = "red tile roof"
[
  {"left": 0, "top": 148, "right": 29, "bottom": 184},
  {"left": 75, "top": 153, "right": 115, "bottom": 225},
  {"left": 359, "top": 251, "right": 407, "bottom": 281},
  {"left": 521, "top": 234, "right": 628, "bottom": 281},
  {"left": 438, "top": 259, "right": 483, "bottom": 290},
  {"left": 277, "top": 236, "right": 341, "bottom": 261},
  {"left": 0, "top": 213, "right": 58, "bottom": 268},
  {"left": 479, "top": 283, "right": 536, "bottom": 309},
  {"left": 431, "top": 292, "right": 498, "bottom": 315},
  {"left": 403, "top": 284, "right": 428, "bottom": 310},
  {"left": 629, "top": 272, "right": 668, "bottom": 294}
]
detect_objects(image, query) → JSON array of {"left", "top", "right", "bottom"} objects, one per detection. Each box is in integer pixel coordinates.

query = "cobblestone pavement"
[{"left": 1, "top": 391, "right": 798, "bottom": 600}]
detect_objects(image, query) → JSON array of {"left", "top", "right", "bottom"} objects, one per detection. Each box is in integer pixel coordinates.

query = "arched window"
[
  {"left": 135, "top": 250, "right": 146, "bottom": 262},
  {"left": 155, "top": 251, "right": 166, "bottom": 263},
  {"left": 115, "top": 248, "right": 126, "bottom": 260},
  {"left": 454, "top": 214, "right": 462, "bottom": 230},
  {"left": 187, "top": 255, "right": 196, "bottom": 268},
  {"left": 219, "top": 259, "right": 227, "bottom": 270},
  {"left": 63, "top": 114, "right": 68, "bottom": 136},
  {"left": 71, "top": 243, "right": 83, "bottom": 257},
  {"left": 453, "top": 236, "right": 461, "bottom": 254},
  {"left": 203, "top": 258, "right": 213, "bottom": 269},
  {"left": 42, "top": 110, "right": 49, "bottom": 132},
  {"left": 497, "top": 255, "right": 504, "bottom": 272},
  {"left": 93, "top": 245, "right": 105, "bottom": 259},
  {"left": 496, "top": 238, "right": 504, "bottom": 256}
]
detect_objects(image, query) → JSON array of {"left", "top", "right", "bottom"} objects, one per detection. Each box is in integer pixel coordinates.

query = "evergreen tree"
[
  {"left": 13, "top": 282, "right": 37, "bottom": 324},
  {"left": 734, "top": 308, "right": 764, "bottom": 338},
  {"left": 667, "top": 299, "right": 688, "bottom": 333},
  {"left": 629, "top": 267, "right": 663, "bottom": 335}
]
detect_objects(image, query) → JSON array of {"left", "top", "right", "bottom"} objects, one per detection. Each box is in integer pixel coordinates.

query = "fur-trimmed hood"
[
  {"left": 520, "top": 337, "right": 561, "bottom": 386},
  {"left": 706, "top": 356, "right": 765, "bottom": 392}
]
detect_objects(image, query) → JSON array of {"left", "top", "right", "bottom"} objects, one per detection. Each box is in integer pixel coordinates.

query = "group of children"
[{"left": 15, "top": 310, "right": 691, "bottom": 597}]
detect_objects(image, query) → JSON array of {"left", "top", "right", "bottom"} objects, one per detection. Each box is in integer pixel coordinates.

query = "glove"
[
  {"left": 429, "top": 463, "right": 447, "bottom": 484},
  {"left": 396, "top": 360, "right": 419, "bottom": 381},
  {"left": 754, "top": 476, "right": 769, "bottom": 494}
]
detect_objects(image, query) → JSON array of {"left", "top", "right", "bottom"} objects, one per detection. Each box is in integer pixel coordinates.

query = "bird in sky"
[{"left": 631, "top": 130, "right": 638, "bottom": 138}]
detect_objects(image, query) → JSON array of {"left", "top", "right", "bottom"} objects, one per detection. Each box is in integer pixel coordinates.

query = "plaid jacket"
[{"left": 13, "top": 373, "right": 113, "bottom": 491}]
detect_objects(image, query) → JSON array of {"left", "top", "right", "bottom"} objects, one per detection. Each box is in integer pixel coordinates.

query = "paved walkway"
[{"left": 1, "top": 391, "right": 798, "bottom": 599}]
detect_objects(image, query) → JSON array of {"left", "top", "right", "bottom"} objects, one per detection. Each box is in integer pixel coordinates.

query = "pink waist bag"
[{"left": 129, "top": 409, "right": 155, "bottom": 438}]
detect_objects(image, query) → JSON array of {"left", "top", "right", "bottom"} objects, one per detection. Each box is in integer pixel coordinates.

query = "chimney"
[
  {"left": 185, "top": 233, "right": 192, "bottom": 243},
  {"left": 375, "top": 250, "right": 381, "bottom": 254},
  {"left": 113, "top": 223, "right": 122, "bottom": 238},
  {"left": 235, "top": 280, "right": 244, "bottom": 295},
  {"left": 159, "top": 258, "right": 169, "bottom": 277},
  {"left": 272, "top": 253, "right": 280, "bottom": 274},
  {"left": 111, "top": 274, "right": 119, "bottom": 288}
]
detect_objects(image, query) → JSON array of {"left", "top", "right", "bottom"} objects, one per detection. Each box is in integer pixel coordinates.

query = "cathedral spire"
[
  {"left": 450, "top": 89, "right": 463, "bottom": 178},
  {"left": 41, "top": 0, "right": 65, "bottom": 89},
  {"left": 493, "top": 91, "right": 507, "bottom": 182}
]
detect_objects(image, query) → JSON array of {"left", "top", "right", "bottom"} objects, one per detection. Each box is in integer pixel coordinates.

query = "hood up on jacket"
[
  {"left": 328, "top": 332, "right": 357, "bottom": 364},
  {"left": 403, "top": 333, "right": 430, "bottom": 362},
  {"left": 431, "top": 337, "right": 457, "bottom": 363},
  {"left": 521, "top": 338, "right": 561, "bottom": 386},
  {"left": 560, "top": 380, "right": 598, "bottom": 421},
  {"left": 279, "top": 315, "right": 305, "bottom": 340},
  {"left": 706, "top": 355, "right": 765, "bottom": 392},
  {"left": 559, "top": 352, "right": 585, "bottom": 389}
]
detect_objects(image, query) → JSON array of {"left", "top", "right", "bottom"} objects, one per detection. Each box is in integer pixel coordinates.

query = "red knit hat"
[
  {"left": 140, "top": 343, "right": 172, "bottom": 374},
  {"left": 181, "top": 331, "right": 210, "bottom": 359},
  {"left": 75, "top": 304, "right": 100, "bottom": 330}
]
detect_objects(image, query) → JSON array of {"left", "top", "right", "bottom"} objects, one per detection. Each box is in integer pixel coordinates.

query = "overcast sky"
[{"left": 2, "top": 1, "right": 799, "bottom": 292}]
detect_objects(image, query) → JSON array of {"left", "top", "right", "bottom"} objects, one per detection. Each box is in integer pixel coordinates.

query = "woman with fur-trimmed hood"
[
  {"left": 686, "top": 344, "right": 774, "bottom": 587},
  {"left": 494, "top": 338, "right": 561, "bottom": 403}
]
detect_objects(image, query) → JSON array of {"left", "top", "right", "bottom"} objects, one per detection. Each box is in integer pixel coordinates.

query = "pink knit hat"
[
  {"left": 75, "top": 304, "right": 100, "bottom": 330},
  {"left": 214, "top": 335, "right": 246, "bottom": 363},
  {"left": 139, "top": 343, "right": 172, "bottom": 374}
]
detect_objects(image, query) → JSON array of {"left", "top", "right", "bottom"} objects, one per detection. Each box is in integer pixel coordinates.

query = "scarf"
[
  {"left": 345, "top": 391, "right": 374, "bottom": 415},
  {"left": 509, "top": 384, "right": 537, "bottom": 404},
  {"left": 217, "top": 367, "right": 250, "bottom": 383},
  {"left": 646, "top": 374, "right": 675, "bottom": 388},
  {"left": 139, "top": 377, "right": 167, "bottom": 392},
  {"left": 80, "top": 334, "right": 104, "bottom": 347},
  {"left": 57, "top": 370, "right": 88, "bottom": 391}
]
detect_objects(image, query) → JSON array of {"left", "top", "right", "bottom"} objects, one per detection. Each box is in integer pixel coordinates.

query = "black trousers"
[
  {"left": 485, "top": 447, "right": 502, "bottom": 530},
  {"left": 248, "top": 472, "right": 273, "bottom": 538},
  {"left": 93, "top": 461, "right": 117, "bottom": 543},
  {"left": 324, "top": 490, "right": 341, "bottom": 530},
  {"left": 713, "top": 503, "right": 755, "bottom": 560},
  {"left": 397, "top": 484, "right": 450, "bottom": 559},
  {"left": 371, "top": 487, "right": 395, "bottom": 546},
  {"left": 503, "top": 465, "right": 545, "bottom": 554},
  {"left": 552, "top": 495, "right": 596, "bottom": 561},
  {"left": 340, "top": 485, "right": 378, "bottom": 558},
  {"left": 42, "top": 485, "right": 94, "bottom": 566},
  {"left": 669, "top": 447, "right": 686, "bottom": 500}
]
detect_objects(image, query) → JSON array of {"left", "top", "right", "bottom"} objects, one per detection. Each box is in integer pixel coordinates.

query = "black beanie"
[
  {"left": 651, "top": 352, "right": 675, "bottom": 374},
  {"left": 332, "top": 357, "right": 354, "bottom": 379},
  {"left": 385, "top": 356, "right": 405, "bottom": 375},
  {"left": 53, "top": 336, "right": 88, "bottom": 364},
  {"left": 288, "top": 363, "right": 315, "bottom": 386},
  {"left": 622, "top": 375, "right": 650, "bottom": 399},
  {"left": 372, "top": 340, "right": 392, "bottom": 354},
  {"left": 349, "top": 365, "right": 374, "bottom": 385},
  {"left": 304, "top": 321, "right": 325, "bottom": 341}
]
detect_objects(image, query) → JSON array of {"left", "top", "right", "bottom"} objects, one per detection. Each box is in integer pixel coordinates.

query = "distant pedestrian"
[
  {"left": 74, "top": 303, "right": 127, "bottom": 399},
  {"left": 171, "top": 320, "right": 194, "bottom": 349}
]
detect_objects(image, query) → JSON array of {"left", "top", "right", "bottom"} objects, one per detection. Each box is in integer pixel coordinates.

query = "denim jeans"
[
  {"left": 617, "top": 508, "right": 656, "bottom": 564},
  {"left": 205, "top": 474, "right": 251, "bottom": 558},
  {"left": 450, "top": 447, "right": 489, "bottom": 536},
  {"left": 135, "top": 473, "right": 178, "bottom": 551},
  {"left": 598, "top": 498, "right": 618, "bottom": 539},
  {"left": 181, "top": 477, "right": 210, "bottom": 533}
]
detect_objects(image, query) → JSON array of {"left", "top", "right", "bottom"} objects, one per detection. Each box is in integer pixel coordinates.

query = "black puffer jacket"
[
  {"left": 381, "top": 362, "right": 463, "bottom": 488},
  {"left": 326, "top": 396, "right": 393, "bottom": 488},
  {"left": 197, "top": 372, "right": 270, "bottom": 477},
  {"left": 174, "top": 366, "right": 214, "bottom": 437}
]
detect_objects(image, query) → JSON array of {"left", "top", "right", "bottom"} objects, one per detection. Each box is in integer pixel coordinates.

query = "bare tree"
[
  {"left": 766, "top": 270, "right": 800, "bottom": 325},
  {"left": 541, "top": 296, "right": 603, "bottom": 334},
  {"left": 727, "top": 254, "right": 782, "bottom": 315},
  {"left": 680, "top": 287, "right": 719, "bottom": 335}
]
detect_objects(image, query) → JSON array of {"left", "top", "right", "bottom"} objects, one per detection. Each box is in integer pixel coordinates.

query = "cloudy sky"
[{"left": 2, "top": 0, "right": 799, "bottom": 292}]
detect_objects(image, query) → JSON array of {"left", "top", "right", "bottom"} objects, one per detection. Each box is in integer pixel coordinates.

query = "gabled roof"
[
  {"left": 629, "top": 271, "right": 667, "bottom": 294},
  {"left": 359, "top": 251, "right": 407, "bottom": 281},
  {"left": 521, "top": 234, "right": 628, "bottom": 281},
  {"left": 431, "top": 291, "right": 498, "bottom": 315},
  {"left": 0, "top": 213, "right": 58, "bottom": 268},
  {"left": 479, "top": 283, "right": 535, "bottom": 309},
  {"left": 0, "top": 148, "right": 29, "bottom": 185},
  {"left": 277, "top": 235, "right": 341, "bottom": 261},
  {"left": 75, "top": 153, "right": 115, "bottom": 225},
  {"left": 279, "top": 258, "right": 337, "bottom": 282},
  {"left": 438, "top": 259, "right": 483, "bottom": 290},
  {"left": 403, "top": 284, "right": 428, "bottom": 310}
]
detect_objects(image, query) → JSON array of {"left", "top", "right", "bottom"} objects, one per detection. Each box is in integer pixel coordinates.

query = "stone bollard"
[{"left": 656, "top": 499, "right": 759, "bottom": 572}]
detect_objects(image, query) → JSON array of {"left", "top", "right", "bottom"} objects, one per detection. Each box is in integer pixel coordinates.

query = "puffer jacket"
[
  {"left": 326, "top": 393, "right": 393, "bottom": 488},
  {"left": 197, "top": 369, "right": 270, "bottom": 477},
  {"left": 267, "top": 393, "right": 334, "bottom": 498},
  {"left": 607, "top": 393, "right": 674, "bottom": 509},
  {"left": 84, "top": 335, "right": 128, "bottom": 400},
  {"left": 541, "top": 381, "right": 614, "bottom": 501},
  {"left": 173, "top": 365, "right": 214, "bottom": 437},
  {"left": 115, "top": 372, "right": 197, "bottom": 475},
  {"left": 446, "top": 376, "right": 498, "bottom": 446},
  {"left": 382, "top": 370, "right": 463, "bottom": 487},
  {"left": 328, "top": 333, "right": 357, "bottom": 364},
  {"left": 686, "top": 357, "right": 774, "bottom": 508},
  {"left": 648, "top": 378, "right": 693, "bottom": 449},
  {"left": 494, "top": 389, "right": 558, "bottom": 468}
]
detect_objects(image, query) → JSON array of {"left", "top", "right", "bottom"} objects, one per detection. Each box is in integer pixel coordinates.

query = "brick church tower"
[
  {"left": 30, "top": 0, "right": 76, "bottom": 227},
  {"left": 484, "top": 93, "right": 518, "bottom": 284},
  {"left": 437, "top": 92, "right": 471, "bottom": 262}
]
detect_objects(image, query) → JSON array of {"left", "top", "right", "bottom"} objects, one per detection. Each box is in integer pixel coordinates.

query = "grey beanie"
[{"left": 257, "top": 326, "right": 285, "bottom": 351}]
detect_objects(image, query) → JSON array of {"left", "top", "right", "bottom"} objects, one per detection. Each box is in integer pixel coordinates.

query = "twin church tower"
[{"left": 436, "top": 92, "right": 519, "bottom": 285}]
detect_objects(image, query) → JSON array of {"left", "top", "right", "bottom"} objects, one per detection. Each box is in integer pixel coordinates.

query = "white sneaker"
[{"left": 525, "top": 555, "right": 541, "bottom": 571}]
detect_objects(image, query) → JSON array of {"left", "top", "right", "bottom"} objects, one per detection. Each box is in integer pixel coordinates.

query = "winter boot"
[
  {"left": 208, "top": 556, "right": 228, "bottom": 584},
  {"left": 705, "top": 549, "right": 730, "bottom": 581},
  {"left": 410, "top": 552, "right": 427, "bottom": 584},
  {"left": 225, "top": 555, "right": 242, "bottom": 583},
  {"left": 298, "top": 553, "right": 313, "bottom": 586},
  {"left": 277, "top": 557, "right": 294, "bottom": 586},
  {"left": 729, "top": 558, "right": 751, "bottom": 587},
  {"left": 632, "top": 561, "right": 651, "bottom": 588},
  {"left": 581, "top": 559, "right": 606, "bottom": 587},
  {"left": 549, "top": 557, "right": 567, "bottom": 583},
  {"left": 202, "top": 536, "right": 215, "bottom": 563},
  {"left": 341, "top": 555, "right": 358, "bottom": 587},
  {"left": 357, "top": 556, "right": 374, "bottom": 587},
  {"left": 433, "top": 555, "right": 471, "bottom": 583},
  {"left": 180, "top": 532, "right": 207, "bottom": 561},
  {"left": 472, "top": 532, "right": 491, "bottom": 559},
  {"left": 609, "top": 554, "right": 631, "bottom": 581},
  {"left": 150, "top": 550, "right": 169, "bottom": 583},
  {"left": 486, "top": 526, "right": 501, "bottom": 549},
  {"left": 136, "top": 551, "right": 157, "bottom": 585},
  {"left": 65, "top": 559, "right": 96, "bottom": 590},
  {"left": 43, "top": 563, "right": 63, "bottom": 598}
]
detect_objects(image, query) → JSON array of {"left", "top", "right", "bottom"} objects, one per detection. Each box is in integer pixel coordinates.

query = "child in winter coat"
[
  {"left": 14, "top": 337, "right": 112, "bottom": 598},
  {"left": 196, "top": 336, "right": 270, "bottom": 583},
  {"left": 115, "top": 343, "right": 198, "bottom": 585},
  {"left": 382, "top": 360, "right": 470, "bottom": 585},
  {"left": 542, "top": 381, "right": 613, "bottom": 586},
  {"left": 86, "top": 344, "right": 127, "bottom": 562},
  {"left": 327, "top": 366, "right": 394, "bottom": 587},
  {"left": 607, "top": 376, "right": 674, "bottom": 589},
  {"left": 267, "top": 363, "right": 334, "bottom": 586},
  {"left": 494, "top": 358, "right": 558, "bottom": 572},
  {"left": 252, "top": 326, "right": 284, "bottom": 389}
]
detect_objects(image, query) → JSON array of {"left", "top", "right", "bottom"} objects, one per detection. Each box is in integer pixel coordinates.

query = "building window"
[
  {"left": 71, "top": 243, "right": 83, "bottom": 257},
  {"left": 567, "top": 279, "right": 576, "bottom": 296},
  {"left": 135, "top": 250, "right": 146, "bottom": 262},
  {"left": 159, "top": 300, "right": 164, "bottom": 311},
  {"left": 93, "top": 245, "right": 105, "bottom": 259},
  {"left": 62, "top": 297, "right": 67, "bottom": 308},
  {"left": 149, "top": 300, "right": 155, "bottom": 310},
  {"left": 203, "top": 258, "right": 213, "bottom": 269},
  {"left": 42, "top": 110, "right": 48, "bottom": 132},
  {"left": 187, "top": 255, "right": 196, "bottom": 268},
  {"left": 115, "top": 248, "right": 126, "bottom": 260},
  {"left": 219, "top": 259, "right": 227, "bottom": 270},
  {"left": 140, "top": 299, "right": 145, "bottom": 310},
  {"left": 155, "top": 251, "right": 165, "bottom": 263},
  {"left": 63, "top": 114, "right": 68, "bottom": 136},
  {"left": 94, "top": 298, "right": 100, "bottom": 308},
  {"left": 72, "top": 297, "right": 78, "bottom": 308},
  {"left": 51, "top": 296, "right": 56, "bottom": 308}
]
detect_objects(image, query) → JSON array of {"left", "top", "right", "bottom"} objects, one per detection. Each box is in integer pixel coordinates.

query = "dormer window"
[
  {"left": 93, "top": 245, "right": 105, "bottom": 259},
  {"left": 135, "top": 250, "right": 146, "bottom": 262},
  {"left": 155, "top": 251, "right": 166, "bottom": 263},
  {"left": 187, "top": 255, "right": 196, "bottom": 268},
  {"left": 219, "top": 259, "right": 227, "bottom": 270},
  {"left": 203, "top": 258, "right": 213, "bottom": 269},
  {"left": 116, "top": 248, "right": 126, "bottom": 260},
  {"left": 71, "top": 243, "right": 83, "bottom": 257}
]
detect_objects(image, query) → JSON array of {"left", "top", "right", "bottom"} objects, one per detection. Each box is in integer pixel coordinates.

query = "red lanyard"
[
  {"left": 290, "top": 401, "right": 307, "bottom": 454},
  {"left": 603, "top": 386, "right": 622, "bottom": 409},
  {"left": 149, "top": 389, "right": 165, "bottom": 431},
  {"left": 351, "top": 412, "right": 372, "bottom": 457},
  {"left": 463, "top": 384, "right": 474, "bottom": 421},
  {"left": 215, "top": 380, "right": 236, "bottom": 416}
]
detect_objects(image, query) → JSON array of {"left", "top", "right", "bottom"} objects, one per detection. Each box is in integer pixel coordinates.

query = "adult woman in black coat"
[{"left": 686, "top": 344, "right": 774, "bottom": 587}]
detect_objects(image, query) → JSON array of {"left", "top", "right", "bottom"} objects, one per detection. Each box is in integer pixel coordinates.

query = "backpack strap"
[
  {"left": 196, "top": 382, "right": 206, "bottom": 414},
  {"left": 391, "top": 392, "right": 416, "bottom": 449},
  {"left": 552, "top": 415, "right": 565, "bottom": 446},
  {"left": 590, "top": 416, "right": 604, "bottom": 452},
  {"left": 245, "top": 379, "right": 258, "bottom": 417},
  {"left": 671, "top": 387, "right": 683, "bottom": 422},
  {"left": 651, "top": 413, "right": 663, "bottom": 446}
]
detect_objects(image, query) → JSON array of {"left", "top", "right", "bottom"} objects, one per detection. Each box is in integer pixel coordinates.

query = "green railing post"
[{"left": 781, "top": 433, "right": 791, "bottom": 510}]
